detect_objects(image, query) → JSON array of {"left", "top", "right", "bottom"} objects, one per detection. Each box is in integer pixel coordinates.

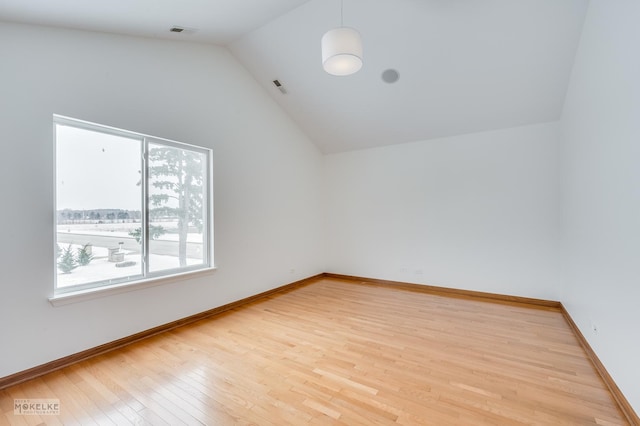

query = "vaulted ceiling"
[{"left": 0, "top": 0, "right": 590, "bottom": 153}]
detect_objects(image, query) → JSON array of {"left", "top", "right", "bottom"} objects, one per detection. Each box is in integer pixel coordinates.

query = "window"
[{"left": 54, "top": 115, "right": 212, "bottom": 294}]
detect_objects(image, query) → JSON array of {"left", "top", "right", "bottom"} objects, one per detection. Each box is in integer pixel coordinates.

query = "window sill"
[{"left": 49, "top": 267, "right": 217, "bottom": 307}]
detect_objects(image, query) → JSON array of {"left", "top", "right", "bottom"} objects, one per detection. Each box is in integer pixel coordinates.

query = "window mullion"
[{"left": 142, "top": 138, "right": 150, "bottom": 277}]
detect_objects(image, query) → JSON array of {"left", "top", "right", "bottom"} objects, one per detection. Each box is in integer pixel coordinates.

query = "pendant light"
[{"left": 321, "top": 0, "right": 363, "bottom": 76}]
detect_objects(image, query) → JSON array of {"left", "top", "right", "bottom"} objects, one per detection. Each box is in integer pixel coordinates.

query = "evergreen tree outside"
[
  {"left": 77, "top": 244, "right": 94, "bottom": 266},
  {"left": 128, "top": 225, "right": 167, "bottom": 244},
  {"left": 148, "top": 143, "right": 206, "bottom": 267},
  {"left": 58, "top": 245, "right": 78, "bottom": 273}
]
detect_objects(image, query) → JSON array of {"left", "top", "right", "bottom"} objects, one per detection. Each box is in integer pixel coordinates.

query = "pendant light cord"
[{"left": 341, "top": 0, "right": 344, "bottom": 27}]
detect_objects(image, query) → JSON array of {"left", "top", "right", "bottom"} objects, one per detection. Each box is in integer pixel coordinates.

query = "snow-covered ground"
[{"left": 56, "top": 222, "right": 204, "bottom": 288}]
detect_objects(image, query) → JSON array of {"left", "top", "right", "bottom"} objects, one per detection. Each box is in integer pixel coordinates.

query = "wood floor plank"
[{"left": 0, "top": 278, "right": 630, "bottom": 425}]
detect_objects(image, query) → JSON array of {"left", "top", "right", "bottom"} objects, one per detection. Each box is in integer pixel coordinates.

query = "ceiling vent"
[{"left": 273, "top": 80, "right": 287, "bottom": 94}]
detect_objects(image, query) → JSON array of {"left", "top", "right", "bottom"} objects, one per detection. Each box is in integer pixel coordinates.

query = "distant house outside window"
[{"left": 54, "top": 115, "right": 212, "bottom": 294}]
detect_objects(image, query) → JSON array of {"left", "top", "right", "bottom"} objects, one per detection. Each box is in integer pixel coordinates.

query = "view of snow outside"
[
  {"left": 55, "top": 120, "right": 207, "bottom": 288},
  {"left": 57, "top": 222, "right": 204, "bottom": 288}
]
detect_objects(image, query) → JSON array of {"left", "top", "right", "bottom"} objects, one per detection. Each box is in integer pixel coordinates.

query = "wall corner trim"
[{"left": 559, "top": 303, "right": 640, "bottom": 425}]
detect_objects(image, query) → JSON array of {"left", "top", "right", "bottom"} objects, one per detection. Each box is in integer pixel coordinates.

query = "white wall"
[
  {"left": 560, "top": 0, "right": 640, "bottom": 411},
  {"left": 325, "top": 122, "right": 562, "bottom": 300},
  {"left": 0, "top": 22, "right": 324, "bottom": 378}
]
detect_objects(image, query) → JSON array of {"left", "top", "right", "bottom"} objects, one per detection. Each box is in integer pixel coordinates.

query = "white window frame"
[{"left": 52, "top": 115, "right": 214, "bottom": 300}]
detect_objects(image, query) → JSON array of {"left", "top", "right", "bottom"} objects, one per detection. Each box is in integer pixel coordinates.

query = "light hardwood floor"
[{"left": 0, "top": 278, "right": 629, "bottom": 425}]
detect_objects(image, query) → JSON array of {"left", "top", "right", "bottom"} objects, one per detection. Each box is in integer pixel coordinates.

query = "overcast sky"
[{"left": 56, "top": 124, "right": 142, "bottom": 211}]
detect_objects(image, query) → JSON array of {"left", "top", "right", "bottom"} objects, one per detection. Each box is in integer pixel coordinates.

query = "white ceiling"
[
  {"left": 0, "top": 0, "right": 589, "bottom": 153},
  {"left": 0, "top": 0, "right": 311, "bottom": 44}
]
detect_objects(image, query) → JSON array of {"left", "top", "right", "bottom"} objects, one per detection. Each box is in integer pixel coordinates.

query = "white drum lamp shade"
[{"left": 321, "top": 27, "right": 363, "bottom": 76}]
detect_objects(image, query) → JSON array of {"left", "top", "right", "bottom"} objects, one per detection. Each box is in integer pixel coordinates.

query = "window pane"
[
  {"left": 148, "top": 142, "right": 208, "bottom": 273},
  {"left": 56, "top": 124, "right": 143, "bottom": 289},
  {"left": 54, "top": 116, "right": 212, "bottom": 294}
]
